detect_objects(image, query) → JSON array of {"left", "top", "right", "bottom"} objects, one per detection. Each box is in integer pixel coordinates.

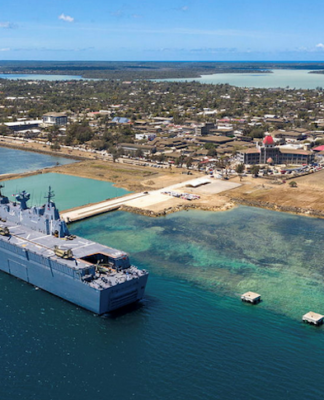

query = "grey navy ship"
[{"left": 0, "top": 185, "right": 148, "bottom": 314}]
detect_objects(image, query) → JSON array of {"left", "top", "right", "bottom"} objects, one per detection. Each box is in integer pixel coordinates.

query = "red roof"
[
  {"left": 313, "top": 145, "right": 324, "bottom": 152},
  {"left": 263, "top": 135, "right": 274, "bottom": 145}
]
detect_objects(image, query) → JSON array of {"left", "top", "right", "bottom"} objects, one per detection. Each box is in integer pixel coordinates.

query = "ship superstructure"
[{"left": 0, "top": 185, "right": 148, "bottom": 314}]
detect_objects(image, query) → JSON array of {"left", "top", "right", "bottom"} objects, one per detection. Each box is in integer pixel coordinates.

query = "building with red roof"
[
  {"left": 313, "top": 145, "right": 324, "bottom": 152},
  {"left": 238, "top": 136, "right": 314, "bottom": 165},
  {"left": 263, "top": 135, "right": 275, "bottom": 146}
]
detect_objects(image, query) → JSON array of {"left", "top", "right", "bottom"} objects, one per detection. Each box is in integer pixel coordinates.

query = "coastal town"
[
  {"left": 1, "top": 78, "right": 324, "bottom": 218},
  {"left": 3, "top": 0, "right": 324, "bottom": 394}
]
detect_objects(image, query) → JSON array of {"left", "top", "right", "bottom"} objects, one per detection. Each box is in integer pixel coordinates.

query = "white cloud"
[
  {"left": 58, "top": 14, "right": 74, "bottom": 23},
  {"left": 181, "top": 6, "right": 188, "bottom": 11},
  {"left": 316, "top": 43, "right": 324, "bottom": 49},
  {"left": 0, "top": 22, "right": 11, "bottom": 28},
  {"left": 0, "top": 48, "right": 10, "bottom": 52}
]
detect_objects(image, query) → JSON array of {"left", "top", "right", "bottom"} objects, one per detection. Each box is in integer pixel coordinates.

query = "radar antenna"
[{"left": 45, "top": 186, "right": 55, "bottom": 204}]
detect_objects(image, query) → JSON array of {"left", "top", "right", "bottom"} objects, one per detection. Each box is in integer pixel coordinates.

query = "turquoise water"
[
  {"left": 1, "top": 173, "right": 130, "bottom": 211},
  {"left": 1, "top": 207, "right": 324, "bottom": 399},
  {"left": 161, "top": 69, "right": 324, "bottom": 89},
  {"left": 0, "top": 74, "right": 86, "bottom": 81},
  {"left": 0, "top": 146, "right": 74, "bottom": 175},
  {"left": 73, "top": 207, "right": 324, "bottom": 321}
]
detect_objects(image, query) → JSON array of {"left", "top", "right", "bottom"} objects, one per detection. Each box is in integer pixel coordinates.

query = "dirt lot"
[
  {"left": 225, "top": 172, "right": 324, "bottom": 213},
  {"left": 51, "top": 161, "right": 203, "bottom": 192}
]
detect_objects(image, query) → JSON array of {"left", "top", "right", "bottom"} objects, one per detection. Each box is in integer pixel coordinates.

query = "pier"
[
  {"left": 241, "top": 292, "right": 261, "bottom": 304},
  {"left": 302, "top": 312, "right": 324, "bottom": 326},
  {"left": 60, "top": 192, "right": 148, "bottom": 222}
]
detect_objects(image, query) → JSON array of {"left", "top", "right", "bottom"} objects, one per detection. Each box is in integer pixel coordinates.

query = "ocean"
[{"left": 1, "top": 149, "right": 324, "bottom": 399}]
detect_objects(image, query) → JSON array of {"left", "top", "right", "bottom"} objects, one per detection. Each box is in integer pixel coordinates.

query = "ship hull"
[{"left": 0, "top": 240, "right": 148, "bottom": 314}]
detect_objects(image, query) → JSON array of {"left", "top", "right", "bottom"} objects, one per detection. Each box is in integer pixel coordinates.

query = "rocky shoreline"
[
  {"left": 120, "top": 197, "right": 324, "bottom": 220},
  {"left": 229, "top": 197, "right": 324, "bottom": 219},
  {"left": 120, "top": 202, "right": 235, "bottom": 217}
]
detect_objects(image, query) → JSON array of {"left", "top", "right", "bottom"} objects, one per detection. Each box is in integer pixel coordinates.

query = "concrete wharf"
[{"left": 60, "top": 192, "right": 147, "bottom": 222}]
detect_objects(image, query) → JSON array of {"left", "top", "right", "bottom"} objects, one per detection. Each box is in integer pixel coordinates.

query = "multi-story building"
[
  {"left": 42, "top": 112, "right": 68, "bottom": 126},
  {"left": 238, "top": 135, "right": 314, "bottom": 165},
  {"left": 4, "top": 120, "right": 42, "bottom": 132}
]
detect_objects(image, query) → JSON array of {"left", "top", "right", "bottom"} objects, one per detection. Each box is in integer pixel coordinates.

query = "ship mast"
[{"left": 45, "top": 186, "right": 55, "bottom": 204}]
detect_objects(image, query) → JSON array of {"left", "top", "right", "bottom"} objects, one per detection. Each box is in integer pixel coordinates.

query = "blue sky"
[{"left": 1, "top": 0, "right": 324, "bottom": 61}]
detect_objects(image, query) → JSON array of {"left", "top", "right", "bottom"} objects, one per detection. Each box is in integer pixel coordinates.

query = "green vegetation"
[
  {"left": 235, "top": 163, "right": 245, "bottom": 174},
  {"left": 251, "top": 165, "right": 260, "bottom": 177}
]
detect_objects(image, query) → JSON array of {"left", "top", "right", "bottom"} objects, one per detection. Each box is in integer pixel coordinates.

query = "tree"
[
  {"left": 204, "top": 142, "right": 216, "bottom": 150},
  {"left": 0, "top": 125, "right": 9, "bottom": 136},
  {"left": 251, "top": 165, "right": 260, "bottom": 177},
  {"left": 28, "top": 108, "right": 39, "bottom": 119},
  {"left": 235, "top": 163, "right": 245, "bottom": 174},
  {"left": 65, "top": 121, "right": 93, "bottom": 145},
  {"left": 248, "top": 128, "right": 264, "bottom": 139},
  {"left": 186, "top": 157, "right": 193, "bottom": 169},
  {"left": 50, "top": 141, "right": 61, "bottom": 151},
  {"left": 111, "top": 149, "right": 118, "bottom": 162},
  {"left": 157, "top": 154, "right": 166, "bottom": 162},
  {"left": 135, "top": 149, "right": 144, "bottom": 158},
  {"left": 289, "top": 181, "right": 297, "bottom": 187},
  {"left": 207, "top": 147, "right": 217, "bottom": 157}
]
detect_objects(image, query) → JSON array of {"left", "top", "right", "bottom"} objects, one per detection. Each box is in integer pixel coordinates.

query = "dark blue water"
[
  {"left": 0, "top": 147, "right": 74, "bottom": 175},
  {"left": 1, "top": 207, "right": 324, "bottom": 399}
]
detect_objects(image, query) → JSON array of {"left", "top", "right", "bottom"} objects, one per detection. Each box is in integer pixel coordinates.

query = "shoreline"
[
  {"left": 1, "top": 142, "right": 324, "bottom": 220},
  {"left": 0, "top": 140, "right": 87, "bottom": 160},
  {"left": 229, "top": 197, "right": 324, "bottom": 219}
]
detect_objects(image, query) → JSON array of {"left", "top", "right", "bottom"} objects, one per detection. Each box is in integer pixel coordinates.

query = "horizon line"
[{"left": 1, "top": 60, "right": 324, "bottom": 63}]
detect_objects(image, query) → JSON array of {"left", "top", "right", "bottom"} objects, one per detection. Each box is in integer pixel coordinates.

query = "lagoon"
[{"left": 162, "top": 69, "right": 324, "bottom": 89}]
